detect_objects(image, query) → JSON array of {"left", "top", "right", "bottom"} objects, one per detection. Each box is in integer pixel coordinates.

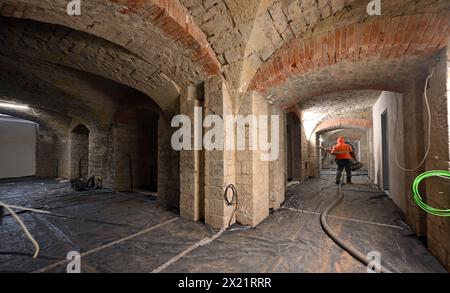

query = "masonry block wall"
[
  {"left": 36, "top": 127, "right": 58, "bottom": 178},
  {"left": 204, "top": 75, "right": 236, "bottom": 228},
  {"left": 368, "top": 49, "right": 450, "bottom": 269},
  {"left": 158, "top": 115, "right": 181, "bottom": 210},
  {"left": 180, "top": 77, "right": 286, "bottom": 228},
  {"left": 269, "top": 106, "right": 286, "bottom": 210},
  {"left": 286, "top": 113, "right": 302, "bottom": 181},
  {"left": 235, "top": 92, "right": 270, "bottom": 227},
  {"left": 113, "top": 113, "right": 158, "bottom": 192},
  {"left": 300, "top": 118, "right": 310, "bottom": 181},
  {"left": 307, "top": 132, "right": 320, "bottom": 178},
  {"left": 89, "top": 130, "right": 115, "bottom": 189},
  {"left": 424, "top": 48, "right": 450, "bottom": 269},
  {"left": 373, "top": 91, "right": 407, "bottom": 212},
  {"left": 55, "top": 136, "right": 70, "bottom": 180},
  {"left": 180, "top": 90, "right": 204, "bottom": 221},
  {"left": 69, "top": 125, "right": 90, "bottom": 180},
  {"left": 402, "top": 77, "right": 428, "bottom": 237}
]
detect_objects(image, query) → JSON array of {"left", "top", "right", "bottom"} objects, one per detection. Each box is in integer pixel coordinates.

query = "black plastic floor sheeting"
[
  {"left": 162, "top": 176, "right": 446, "bottom": 273},
  {"left": 0, "top": 179, "right": 213, "bottom": 273},
  {"left": 0, "top": 177, "right": 446, "bottom": 273}
]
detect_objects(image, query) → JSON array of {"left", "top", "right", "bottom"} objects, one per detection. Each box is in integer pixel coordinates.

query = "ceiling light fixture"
[{"left": 0, "top": 101, "right": 30, "bottom": 110}]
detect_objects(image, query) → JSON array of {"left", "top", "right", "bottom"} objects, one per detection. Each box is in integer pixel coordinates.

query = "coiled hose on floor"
[
  {"left": 224, "top": 184, "right": 238, "bottom": 228},
  {"left": 319, "top": 174, "right": 393, "bottom": 273},
  {"left": 412, "top": 170, "right": 450, "bottom": 217}
]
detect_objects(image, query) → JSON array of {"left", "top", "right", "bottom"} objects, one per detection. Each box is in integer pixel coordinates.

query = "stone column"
[
  {"left": 158, "top": 114, "right": 180, "bottom": 209},
  {"left": 180, "top": 85, "right": 205, "bottom": 221},
  {"left": 424, "top": 48, "right": 450, "bottom": 270},
  {"left": 286, "top": 113, "right": 302, "bottom": 181},
  {"left": 203, "top": 75, "right": 236, "bottom": 228},
  {"left": 269, "top": 106, "right": 286, "bottom": 209},
  {"left": 402, "top": 82, "right": 427, "bottom": 236},
  {"left": 89, "top": 128, "right": 114, "bottom": 189},
  {"left": 235, "top": 92, "right": 270, "bottom": 227}
]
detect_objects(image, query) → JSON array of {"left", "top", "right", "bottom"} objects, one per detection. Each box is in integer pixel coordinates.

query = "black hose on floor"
[
  {"left": 319, "top": 173, "right": 393, "bottom": 273},
  {"left": 224, "top": 184, "right": 238, "bottom": 228}
]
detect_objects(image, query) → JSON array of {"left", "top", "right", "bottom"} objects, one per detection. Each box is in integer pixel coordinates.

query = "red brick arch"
[
  {"left": 0, "top": 0, "right": 221, "bottom": 76},
  {"left": 110, "top": 0, "right": 221, "bottom": 74},
  {"left": 315, "top": 118, "right": 372, "bottom": 134},
  {"left": 249, "top": 13, "right": 450, "bottom": 93}
]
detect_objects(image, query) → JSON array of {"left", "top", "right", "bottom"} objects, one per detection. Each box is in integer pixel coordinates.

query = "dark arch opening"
[{"left": 70, "top": 124, "right": 90, "bottom": 179}]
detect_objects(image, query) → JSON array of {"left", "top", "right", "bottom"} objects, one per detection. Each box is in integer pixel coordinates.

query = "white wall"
[
  {"left": 0, "top": 116, "right": 37, "bottom": 179},
  {"left": 373, "top": 92, "right": 406, "bottom": 212}
]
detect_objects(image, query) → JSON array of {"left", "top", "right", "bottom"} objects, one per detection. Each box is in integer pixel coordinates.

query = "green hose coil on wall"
[{"left": 412, "top": 170, "right": 450, "bottom": 217}]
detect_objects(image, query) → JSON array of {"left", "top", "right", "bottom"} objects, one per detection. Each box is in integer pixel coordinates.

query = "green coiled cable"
[{"left": 412, "top": 170, "right": 450, "bottom": 217}]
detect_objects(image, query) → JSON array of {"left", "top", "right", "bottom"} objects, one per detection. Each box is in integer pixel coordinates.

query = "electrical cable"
[
  {"left": 393, "top": 69, "right": 434, "bottom": 172},
  {"left": 0, "top": 201, "right": 40, "bottom": 258},
  {"left": 319, "top": 173, "right": 394, "bottom": 273},
  {"left": 412, "top": 170, "right": 450, "bottom": 217},
  {"left": 224, "top": 184, "right": 238, "bottom": 228}
]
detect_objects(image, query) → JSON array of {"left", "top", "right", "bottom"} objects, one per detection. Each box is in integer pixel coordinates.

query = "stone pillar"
[
  {"left": 286, "top": 113, "right": 302, "bottom": 181},
  {"left": 55, "top": 134, "right": 70, "bottom": 179},
  {"left": 180, "top": 85, "right": 205, "bottom": 221},
  {"left": 36, "top": 128, "right": 58, "bottom": 178},
  {"left": 403, "top": 81, "right": 427, "bottom": 236},
  {"left": 308, "top": 132, "right": 320, "bottom": 178},
  {"left": 88, "top": 127, "right": 115, "bottom": 189},
  {"left": 269, "top": 106, "right": 286, "bottom": 209},
  {"left": 158, "top": 114, "right": 180, "bottom": 209},
  {"left": 203, "top": 75, "right": 236, "bottom": 228},
  {"left": 300, "top": 120, "right": 310, "bottom": 181},
  {"left": 235, "top": 92, "right": 270, "bottom": 227},
  {"left": 424, "top": 48, "right": 450, "bottom": 270}
]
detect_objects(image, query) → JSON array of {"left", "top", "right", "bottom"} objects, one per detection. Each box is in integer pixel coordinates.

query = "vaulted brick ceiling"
[
  {"left": 301, "top": 90, "right": 380, "bottom": 117},
  {"left": 0, "top": 0, "right": 222, "bottom": 114},
  {"left": 0, "top": 0, "right": 449, "bottom": 116},
  {"left": 299, "top": 90, "right": 377, "bottom": 137},
  {"left": 247, "top": 1, "right": 450, "bottom": 107}
]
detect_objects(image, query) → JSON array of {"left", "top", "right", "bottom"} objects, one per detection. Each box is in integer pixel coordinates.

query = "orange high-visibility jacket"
[{"left": 331, "top": 137, "right": 353, "bottom": 160}]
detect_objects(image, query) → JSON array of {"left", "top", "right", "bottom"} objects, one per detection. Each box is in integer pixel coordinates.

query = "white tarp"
[{"left": 0, "top": 115, "right": 37, "bottom": 179}]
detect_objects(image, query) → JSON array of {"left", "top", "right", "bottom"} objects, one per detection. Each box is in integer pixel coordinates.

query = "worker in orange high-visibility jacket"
[{"left": 329, "top": 137, "right": 356, "bottom": 185}]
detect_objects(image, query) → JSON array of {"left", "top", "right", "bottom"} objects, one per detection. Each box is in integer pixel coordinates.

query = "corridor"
[{"left": 0, "top": 0, "right": 449, "bottom": 273}]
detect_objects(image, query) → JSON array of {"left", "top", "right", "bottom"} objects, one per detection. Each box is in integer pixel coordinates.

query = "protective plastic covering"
[
  {"left": 162, "top": 175, "right": 445, "bottom": 273},
  {"left": 0, "top": 177, "right": 445, "bottom": 273}
]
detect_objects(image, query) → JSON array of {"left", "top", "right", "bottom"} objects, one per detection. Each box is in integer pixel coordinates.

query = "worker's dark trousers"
[{"left": 336, "top": 159, "right": 352, "bottom": 183}]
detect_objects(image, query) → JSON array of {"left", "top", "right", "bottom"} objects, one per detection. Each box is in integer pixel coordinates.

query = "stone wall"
[
  {"left": 402, "top": 77, "right": 428, "bottom": 237},
  {"left": 373, "top": 91, "right": 407, "bottom": 212},
  {"left": 157, "top": 115, "right": 181, "bottom": 210},
  {"left": 269, "top": 106, "right": 286, "bottom": 210},
  {"left": 204, "top": 75, "right": 236, "bottom": 228},
  {"left": 36, "top": 127, "right": 58, "bottom": 177},
  {"left": 286, "top": 113, "right": 302, "bottom": 181},
  {"left": 180, "top": 85, "right": 206, "bottom": 221},
  {"left": 114, "top": 113, "right": 158, "bottom": 192},
  {"left": 235, "top": 92, "right": 270, "bottom": 227},
  {"left": 424, "top": 48, "right": 450, "bottom": 270},
  {"left": 70, "top": 125, "right": 90, "bottom": 179}
]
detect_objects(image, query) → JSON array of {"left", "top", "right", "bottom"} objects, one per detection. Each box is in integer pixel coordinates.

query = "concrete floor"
[{"left": 0, "top": 176, "right": 445, "bottom": 273}]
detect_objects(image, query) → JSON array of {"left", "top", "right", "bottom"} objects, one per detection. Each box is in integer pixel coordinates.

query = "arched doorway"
[{"left": 70, "top": 124, "right": 90, "bottom": 179}]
